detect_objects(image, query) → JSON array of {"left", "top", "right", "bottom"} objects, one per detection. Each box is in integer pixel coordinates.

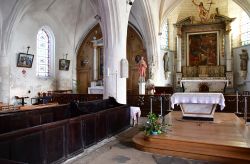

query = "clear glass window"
[
  {"left": 160, "top": 20, "right": 169, "bottom": 50},
  {"left": 240, "top": 13, "right": 250, "bottom": 46}
]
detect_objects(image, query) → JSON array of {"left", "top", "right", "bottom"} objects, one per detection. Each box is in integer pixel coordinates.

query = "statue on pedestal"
[
  {"left": 163, "top": 52, "right": 170, "bottom": 79},
  {"left": 138, "top": 56, "right": 147, "bottom": 82},
  {"left": 239, "top": 49, "right": 248, "bottom": 80}
]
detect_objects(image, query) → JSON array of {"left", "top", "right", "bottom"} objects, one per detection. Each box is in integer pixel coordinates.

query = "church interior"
[{"left": 0, "top": 0, "right": 250, "bottom": 163}]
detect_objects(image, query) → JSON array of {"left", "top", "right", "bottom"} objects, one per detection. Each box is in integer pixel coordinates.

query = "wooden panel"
[
  {"left": 40, "top": 112, "right": 53, "bottom": 124},
  {"left": 83, "top": 114, "right": 96, "bottom": 148},
  {"left": 67, "top": 118, "right": 83, "bottom": 155},
  {"left": 10, "top": 115, "right": 29, "bottom": 132},
  {"left": 0, "top": 141, "right": 10, "bottom": 160},
  {"left": 45, "top": 125, "right": 66, "bottom": 163},
  {"left": 96, "top": 112, "right": 108, "bottom": 141},
  {"left": 78, "top": 70, "right": 89, "bottom": 94},
  {"left": 128, "top": 67, "right": 139, "bottom": 94},
  {"left": 11, "top": 132, "right": 43, "bottom": 164}
]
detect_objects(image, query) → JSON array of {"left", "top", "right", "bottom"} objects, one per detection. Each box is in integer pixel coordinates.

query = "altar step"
[{"left": 133, "top": 112, "right": 250, "bottom": 164}]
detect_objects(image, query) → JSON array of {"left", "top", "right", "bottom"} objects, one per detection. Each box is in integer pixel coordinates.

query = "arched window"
[
  {"left": 240, "top": 12, "right": 250, "bottom": 46},
  {"left": 160, "top": 20, "right": 169, "bottom": 50},
  {"left": 36, "top": 27, "right": 54, "bottom": 77}
]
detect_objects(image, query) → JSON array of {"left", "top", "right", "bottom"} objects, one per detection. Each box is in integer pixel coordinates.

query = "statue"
[
  {"left": 163, "top": 52, "right": 170, "bottom": 79},
  {"left": 239, "top": 49, "right": 248, "bottom": 80},
  {"left": 192, "top": 0, "right": 211, "bottom": 22},
  {"left": 138, "top": 56, "right": 147, "bottom": 82},
  {"left": 163, "top": 52, "right": 169, "bottom": 72},
  {"left": 240, "top": 49, "right": 248, "bottom": 71}
]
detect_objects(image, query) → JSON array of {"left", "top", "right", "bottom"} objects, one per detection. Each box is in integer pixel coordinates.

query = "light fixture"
[{"left": 81, "top": 59, "right": 89, "bottom": 67}]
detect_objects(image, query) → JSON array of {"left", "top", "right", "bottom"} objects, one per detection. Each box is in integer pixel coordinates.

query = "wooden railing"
[
  {"left": 127, "top": 94, "right": 250, "bottom": 117},
  {"left": 127, "top": 94, "right": 172, "bottom": 117}
]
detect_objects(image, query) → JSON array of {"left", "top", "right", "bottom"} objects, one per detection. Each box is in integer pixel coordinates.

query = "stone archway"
[
  {"left": 76, "top": 24, "right": 102, "bottom": 93},
  {"left": 127, "top": 25, "right": 147, "bottom": 95}
]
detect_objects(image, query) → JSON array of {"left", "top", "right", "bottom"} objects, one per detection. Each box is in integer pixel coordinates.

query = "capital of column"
[
  {"left": 225, "top": 22, "right": 232, "bottom": 35},
  {"left": 177, "top": 28, "right": 182, "bottom": 37}
]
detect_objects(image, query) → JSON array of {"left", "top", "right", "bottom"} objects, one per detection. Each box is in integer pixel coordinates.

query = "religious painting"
[
  {"left": 17, "top": 53, "right": 34, "bottom": 68},
  {"left": 59, "top": 59, "right": 70, "bottom": 71},
  {"left": 187, "top": 31, "right": 219, "bottom": 66}
]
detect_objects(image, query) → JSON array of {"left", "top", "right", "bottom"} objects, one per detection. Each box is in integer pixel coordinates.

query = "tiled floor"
[{"left": 63, "top": 119, "right": 215, "bottom": 164}]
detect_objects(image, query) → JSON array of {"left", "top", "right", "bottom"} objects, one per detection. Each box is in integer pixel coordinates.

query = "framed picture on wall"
[
  {"left": 187, "top": 31, "right": 219, "bottom": 66},
  {"left": 59, "top": 59, "right": 70, "bottom": 71},
  {"left": 17, "top": 53, "right": 34, "bottom": 68}
]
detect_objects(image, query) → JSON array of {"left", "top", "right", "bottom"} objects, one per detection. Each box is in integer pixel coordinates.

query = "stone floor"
[{"left": 63, "top": 119, "right": 217, "bottom": 164}]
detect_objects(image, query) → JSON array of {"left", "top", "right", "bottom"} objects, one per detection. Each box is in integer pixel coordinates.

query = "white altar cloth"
[
  {"left": 180, "top": 79, "right": 228, "bottom": 92},
  {"left": 88, "top": 86, "right": 103, "bottom": 94},
  {"left": 130, "top": 106, "right": 141, "bottom": 126},
  {"left": 171, "top": 93, "right": 225, "bottom": 119}
]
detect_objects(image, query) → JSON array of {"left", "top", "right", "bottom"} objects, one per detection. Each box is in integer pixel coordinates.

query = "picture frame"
[
  {"left": 59, "top": 59, "right": 70, "bottom": 71},
  {"left": 17, "top": 53, "right": 34, "bottom": 68},
  {"left": 187, "top": 31, "right": 219, "bottom": 66}
]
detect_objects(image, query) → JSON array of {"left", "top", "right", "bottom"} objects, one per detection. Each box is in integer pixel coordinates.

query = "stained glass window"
[{"left": 37, "top": 28, "right": 54, "bottom": 77}]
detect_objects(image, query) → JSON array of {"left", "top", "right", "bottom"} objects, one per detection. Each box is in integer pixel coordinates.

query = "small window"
[
  {"left": 240, "top": 12, "right": 250, "bottom": 46},
  {"left": 160, "top": 20, "right": 169, "bottom": 50},
  {"left": 36, "top": 27, "right": 54, "bottom": 77}
]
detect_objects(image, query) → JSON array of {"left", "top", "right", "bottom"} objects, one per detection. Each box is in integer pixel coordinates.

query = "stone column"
[
  {"left": 176, "top": 35, "right": 182, "bottom": 72},
  {"left": 93, "top": 44, "right": 98, "bottom": 80},
  {"left": 0, "top": 55, "right": 10, "bottom": 104},
  {"left": 225, "top": 27, "right": 232, "bottom": 72},
  {"left": 97, "top": 0, "right": 131, "bottom": 104}
]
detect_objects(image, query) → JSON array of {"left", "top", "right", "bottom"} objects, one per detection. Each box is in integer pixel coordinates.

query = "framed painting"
[
  {"left": 17, "top": 53, "right": 34, "bottom": 68},
  {"left": 59, "top": 59, "right": 70, "bottom": 71},
  {"left": 187, "top": 31, "right": 219, "bottom": 66}
]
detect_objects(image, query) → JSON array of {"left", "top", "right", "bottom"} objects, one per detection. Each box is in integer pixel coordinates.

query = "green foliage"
[{"left": 142, "top": 112, "right": 163, "bottom": 136}]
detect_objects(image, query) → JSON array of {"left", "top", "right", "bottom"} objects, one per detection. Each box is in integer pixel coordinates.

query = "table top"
[{"left": 171, "top": 93, "right": 225, "bottom": 110}]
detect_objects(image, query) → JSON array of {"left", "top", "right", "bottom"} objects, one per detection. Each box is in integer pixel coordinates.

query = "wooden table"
[{"left": 15, "top": 96, "right": 29, "bottom": 106}]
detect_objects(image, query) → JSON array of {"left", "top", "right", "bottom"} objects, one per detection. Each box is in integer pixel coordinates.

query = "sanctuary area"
[{"left": 0, "top": 0, "right": 250, "bottom": 163}]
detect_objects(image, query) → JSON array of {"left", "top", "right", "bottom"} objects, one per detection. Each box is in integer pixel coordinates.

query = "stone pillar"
[
  {"left": 97, "top": 0, "right": 131, "bottom": 104},
  {"left": 93, "top": 45, "right": 98, "bottom": 80},
  {"left": 225, "top": 30, "right": 232, "bottom": 72},
  {"left": 176, "top": 35, "right": 182, "bottom": 72},
  {"left": 0, "top": 55, "right": 10, "bottom": 104}
]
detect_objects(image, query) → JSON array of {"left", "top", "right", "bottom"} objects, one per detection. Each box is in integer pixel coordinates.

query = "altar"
[
  {"left": 88, "top": 86, "right": 103, "bottom": 94},
  {"left": 170, "top": 93, "right": 225, "bottom": 120},
  {"left": 180, "top": 79, "right": 228, "bottom": 93}
]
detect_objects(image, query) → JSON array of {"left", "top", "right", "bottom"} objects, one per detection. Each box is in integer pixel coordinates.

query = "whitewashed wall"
[{"left": 0, "top": 0, "right": 97, "bottom": 104}]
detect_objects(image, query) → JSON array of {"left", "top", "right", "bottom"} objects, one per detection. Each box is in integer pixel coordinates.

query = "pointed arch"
[{"left": 36, "top": 26, "right": 55, "bottom": 77}]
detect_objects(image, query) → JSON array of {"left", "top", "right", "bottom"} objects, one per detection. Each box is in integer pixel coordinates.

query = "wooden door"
[{"left": 78, "top": 70, "right": 89, "bottom": 93}]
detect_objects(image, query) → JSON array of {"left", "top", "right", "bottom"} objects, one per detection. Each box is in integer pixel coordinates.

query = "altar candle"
[
  {"left": 236, "top": 90, "right": 239, "bottom": 113},
  {"left": 150, "top": 97, "right": 152, "bottom": 113},
  {"left": 160, "top": 96, "right": 163, "bottom": 116}
]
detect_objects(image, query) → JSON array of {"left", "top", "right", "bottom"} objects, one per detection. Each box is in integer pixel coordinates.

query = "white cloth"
[
  {"left": 130, "top": 106, "right": 141, "bottom": 121},
  {"left": 170, "top": 93, "right": 225, "bottom": 110}
]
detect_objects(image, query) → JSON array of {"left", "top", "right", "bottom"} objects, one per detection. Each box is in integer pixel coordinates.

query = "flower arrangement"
[{"left": 142, "top": 112, "right": 163, "bottom": 136}]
